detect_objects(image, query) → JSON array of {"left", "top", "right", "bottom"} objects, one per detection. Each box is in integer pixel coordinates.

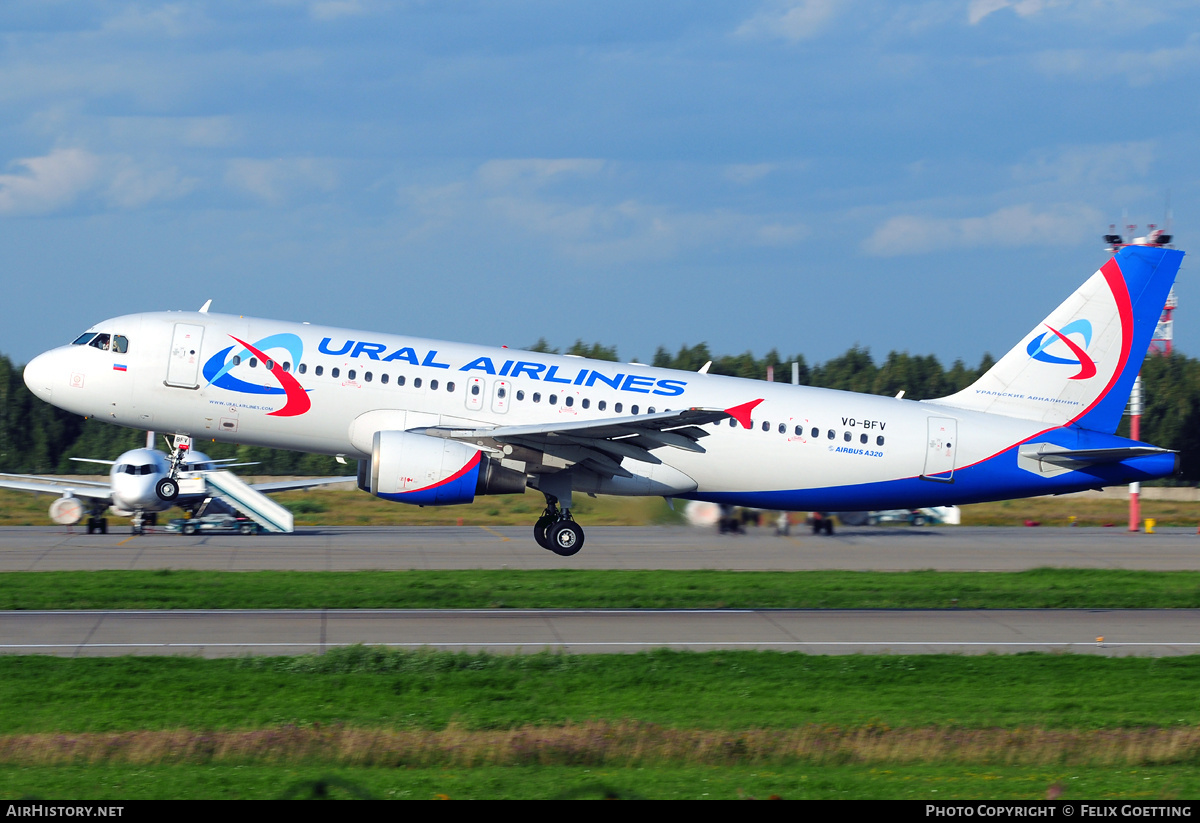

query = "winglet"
[{"left": 725, "top": 398, "right": 764, "bottom": 429}]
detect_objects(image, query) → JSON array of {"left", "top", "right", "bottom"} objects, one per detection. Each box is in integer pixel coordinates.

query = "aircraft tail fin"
[{"left": 928, "top": 245, "right": 1183, "bottom": 433}]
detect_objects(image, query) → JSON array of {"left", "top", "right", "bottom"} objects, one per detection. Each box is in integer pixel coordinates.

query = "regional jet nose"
[{"left": 23, "top": 351, "right": 56, "bottom": 399}]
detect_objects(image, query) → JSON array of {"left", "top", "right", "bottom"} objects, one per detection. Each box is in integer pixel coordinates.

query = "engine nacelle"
[{"left": 357, "top": 430, "right": 526, "bottom": 506}]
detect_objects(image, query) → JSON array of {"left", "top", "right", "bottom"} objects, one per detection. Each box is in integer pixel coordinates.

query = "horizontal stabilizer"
[{"left": 1017, "top": 443, "right": 1175, "bottom": 476}]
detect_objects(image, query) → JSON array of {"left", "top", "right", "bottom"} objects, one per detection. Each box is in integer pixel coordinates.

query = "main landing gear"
[{"left": 534, "top": 497, "right": 584, "bottom": 556}]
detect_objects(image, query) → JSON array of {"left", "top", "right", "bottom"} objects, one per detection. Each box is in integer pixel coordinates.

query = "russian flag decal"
[{"left": 113, "top": 364, "right": 128, "bottom": 372}]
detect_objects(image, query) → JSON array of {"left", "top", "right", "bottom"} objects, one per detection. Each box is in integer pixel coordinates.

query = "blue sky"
[{"left": 1, "top": 0, "right": 1197, "bottom": 370}]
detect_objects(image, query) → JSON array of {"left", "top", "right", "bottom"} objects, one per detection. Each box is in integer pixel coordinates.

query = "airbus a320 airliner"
[{"left": 21, "top": 244, "right": 1183, "bottom": 555}]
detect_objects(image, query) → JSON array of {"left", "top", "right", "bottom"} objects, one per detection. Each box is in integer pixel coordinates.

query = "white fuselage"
[{"left": 24, "top": 310, "right": 1057, "bottom": 510}]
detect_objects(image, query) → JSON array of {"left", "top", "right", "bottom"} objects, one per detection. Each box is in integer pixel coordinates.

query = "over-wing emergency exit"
[{"left": 21, "top": 245, "right": 1184, "bottom": 554}]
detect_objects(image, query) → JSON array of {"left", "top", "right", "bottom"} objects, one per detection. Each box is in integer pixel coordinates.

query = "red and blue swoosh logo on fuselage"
[{"left": 202, "top": 333, "right": 311, "bottom": 417}]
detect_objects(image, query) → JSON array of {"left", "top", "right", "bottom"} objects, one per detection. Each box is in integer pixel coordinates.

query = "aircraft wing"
[
  {"left": 249, "top": 477, "right": 357, "bottom": 494},
  {"left": 0, "top": 473, "right": 114, "bottom": 501},
  {"left": 418, "top": 401, "right": 761, "bottom": 479}
]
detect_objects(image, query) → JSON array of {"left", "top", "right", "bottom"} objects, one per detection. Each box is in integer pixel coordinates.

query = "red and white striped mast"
[{"left": 1104, "top": 223, "right": 1176, "bottom": 531}]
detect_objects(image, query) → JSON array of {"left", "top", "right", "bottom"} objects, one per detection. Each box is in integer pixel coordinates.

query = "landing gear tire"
[
  {"left": 547, "top": 521, "right": 584, "bottom": 556},
  {"left": 155, "top": 478, "right": 179, "bottom": 502},
  {"left": 534, "top": 515, "right": 554, "bottom": 550}
]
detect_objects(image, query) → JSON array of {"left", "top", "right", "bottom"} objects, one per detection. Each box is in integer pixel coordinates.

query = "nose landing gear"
[{"left": 155, "top": 435, "right": 192, "bottom": 502}]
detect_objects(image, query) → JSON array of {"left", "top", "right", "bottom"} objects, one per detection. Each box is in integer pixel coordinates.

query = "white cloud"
[
  {"left": 735, "top": 0, "right": 843, "bottom": 42},
  {"left": 104, "top": 161, "right": 197, "bottom": 209},
  {"left": 1032, "top": 33, "right": 1200, "bottom": 85},
  {"left": 224, "top": 158, "right": 339, "bottom": 205},
  {"left": 863, "top": 203, "right": 1103, "bottom": 256},
  {"left": 476, "top": 158, "right": 607, "bottom": 189},
  {"left": 968, "top": 0, "right": 1061, "bottom": 25},
  {"left": 0, "top": 148, "right": 100, "bottom": 216},
  {"left": 1010, "top": 141, "right": 1155, "bottom": 188}
]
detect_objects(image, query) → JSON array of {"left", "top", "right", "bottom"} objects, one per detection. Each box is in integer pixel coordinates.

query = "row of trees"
[{"left": 3, "top": 343, "right": 1200, "bottom": 479}]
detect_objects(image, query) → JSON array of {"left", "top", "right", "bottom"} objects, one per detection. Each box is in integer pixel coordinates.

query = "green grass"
[
  {"left": 3, "top": 650, "right": 1200, "bottom": 799},
  {"left": 2, "top": 763, "right": 1196, "bottom": 800},
  {"left": 5, "top": 649, "right": 1200, "bottom": 733},
  {"left": 3, "top": 568, "right": 1200, "bottom": 610}
]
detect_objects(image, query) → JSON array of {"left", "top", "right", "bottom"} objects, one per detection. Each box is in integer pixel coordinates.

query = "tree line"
[{"left": 3, "top": 343, "right": 1199, "bottom": 480}]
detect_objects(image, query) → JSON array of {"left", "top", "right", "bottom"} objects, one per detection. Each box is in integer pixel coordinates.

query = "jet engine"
[{"left": 357, "top": 430, "right": 526, "bottom": 506}]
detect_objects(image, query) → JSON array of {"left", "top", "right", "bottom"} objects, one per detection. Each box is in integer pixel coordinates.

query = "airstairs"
[{"left": 201, "top": 470, "right": 294, "bottom": 533}]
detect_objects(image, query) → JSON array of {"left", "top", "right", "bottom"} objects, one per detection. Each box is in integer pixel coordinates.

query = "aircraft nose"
[{"left": 23, "top": 351, "right": 55, "bottom": 400}]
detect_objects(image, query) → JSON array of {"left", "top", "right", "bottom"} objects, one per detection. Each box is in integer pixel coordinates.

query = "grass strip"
[
  {"left": 5, "top": 649, "right": 1200, "bottom": 733},
  {"left": 4, "top": 723, "right": 1200, "bottom": 767},
  {"left": 4, "top": 763, "right": 1195, "bottom": 800},
  {"left": 3, "top": 568, "right": 1200, "bottom": 610}
]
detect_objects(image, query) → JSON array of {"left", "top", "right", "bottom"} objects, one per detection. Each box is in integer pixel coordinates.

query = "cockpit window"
[
  {"left": 112, "top": 335, "right": 129, "bottom": 354},
  {"left": 88, "top": 334, "right": 111, "bottom": 351},
  {"left": 72, "top": 333, "right": 96, "bottom": 346}
]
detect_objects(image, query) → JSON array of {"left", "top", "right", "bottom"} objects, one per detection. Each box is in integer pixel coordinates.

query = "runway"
[
  {"left": 2, "top": 525, "right": 1198, "bottom": 658},
  {"left": 2, "top": 524, "right": 1199, "bottom": 571},
  {"left": 3, "top": 609, "right": 1198, "bottom": 658}
]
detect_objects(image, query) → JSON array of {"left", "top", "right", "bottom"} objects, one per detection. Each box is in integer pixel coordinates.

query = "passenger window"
[
  {"left": 648, "top": 407, "right": 655, "bottom": 414},
  {"left": 397, "top": 375, "right": 405, "bottom": 386},
  {"left": 598, "top": 400, "right": 606, "bottom": 411},
  {"left": 233, "top": 355, "right": 242, "bottom": 366},
  {"left": 431, "top": 379, "right": 439, "bottom": 391},
  {"left": 299, "top": 363, "right": 306, "bottom": 374},
  {"left": 381, "top": 374, "right": 389, "bottom": 384},
  {"left": 533, "top": 392, "right": 541, "bottom": 403},
  {"left": 282, "top": 362, "right": 290, "bottom": 372},
  {"left": 348, "top": 369, "right": 356, "bottom": 380},
  {"left": 266, "top": 360, "right": 274, "bottom": 370},
  {"left": 250, "top": 358, "right": 257, "bottom": 368},
  {"left": 314, "top": 365, "right": 322, "bottom": 376},
  {"left": 516, "top": 390, "right": 525, "bottom": 401},
  {"left": 112, "top": 335, "right": 128, "bottom": 354},
  {"left": 729, "top": 418, "right": 736, "bottom": 427},
  {"left": 365, "top": 372, "right": 372, "bottom": 382},
  {"left": 811, "top": 427, "right": 819, "bottom": 438},
  {"left": 843, "top": 431, "right": 852, "bottom": 442},
  {"left": 414, "top": 377, "right": 422, "bottom": 388},
  {"left": 761, "top": 421, "right": 769, "bottom": 432},
  {"left": 794, "top": 426, "right": 802, "bottom": 436},
  {"left": 779, "top": 424, "right": 786, "bottom": 434},
  {"left": 332, "top": 367, "right": 340, "bottom": 378},
  {"left": 827, "top": 430, "right": 835, "bottom": 440},
  {"left": 471, "top": 384, "right": 481, "bottom": 396},
  {"left": 860, "top": 433, "right": 868, "bottom": 444},
  {"left": 615, "top": 403, "right": 623, "bottom": 413},
  {"left": 565, "top": 396, "right": 572, "bottom": 407},
  {"left": 497, "top": 387, "right": 505, "bottom": 398},
  {"left": 877, "top": 436, "right": 885, "bottom": 446},
  {"left": 582, "top": 399, "right": 590, "bottom": 409},
  {"left": 631, "top": 405, "right": 639, "bottom": 415},
  {"left": 447, "top": 382, "right": 455, "bottom": 392}
]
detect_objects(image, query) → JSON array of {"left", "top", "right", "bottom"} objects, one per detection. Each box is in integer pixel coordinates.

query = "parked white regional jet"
[
  {"left": 20, "top": 245, "right": 1183, "bottom": 554},
  {"left": 0, "top": 446, "right": 352, "bottom": 534}
]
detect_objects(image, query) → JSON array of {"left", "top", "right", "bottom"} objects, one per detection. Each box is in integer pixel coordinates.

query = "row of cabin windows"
[
  {"left": 726, "top": 416, "right": 886, "bottom": 446},
  {"left": 231, "top": 357, "right": 457, "bottom": 392},
  {"left": 226, "top": 358, "right": 887, "bottom": 445}
]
